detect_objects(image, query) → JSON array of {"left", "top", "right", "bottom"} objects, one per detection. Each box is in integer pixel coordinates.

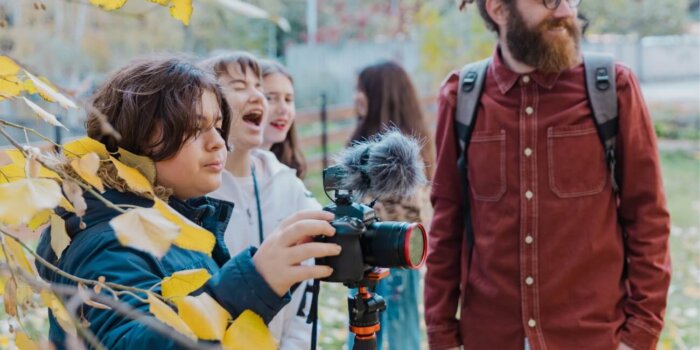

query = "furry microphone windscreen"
[{"left": 333, "top": 130, "right": 427, "bottom": 199}]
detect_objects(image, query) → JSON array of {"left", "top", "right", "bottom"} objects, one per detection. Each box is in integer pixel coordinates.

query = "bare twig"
[
  {"left": 0, "top": 168, "right": 10, "bottom": 182},
  {"left": 64, "top": 293, "right": 108, "bottom": 350},
  {"left": 0, "top": 126, "right": 28, "bottom": 152},
  {"left": 0, "top": 119, "right": 63, "bottom": 148}
]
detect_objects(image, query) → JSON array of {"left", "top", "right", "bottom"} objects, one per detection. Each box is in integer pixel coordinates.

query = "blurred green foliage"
[{"left": 580, "top": 0, "right": 691, "bottom": 36}]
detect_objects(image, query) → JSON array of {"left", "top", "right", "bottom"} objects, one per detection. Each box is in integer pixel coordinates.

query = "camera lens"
[{"left": 362, "top": 222, "right": 427, "bottom": 268}]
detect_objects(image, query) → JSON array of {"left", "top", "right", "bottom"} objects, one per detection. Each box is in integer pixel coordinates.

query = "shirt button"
[
  {"left": 528, "top": 319, "right": 537, "bottom": 328},
  {"left": 522, "top": 75, "right": 531, "bottom": 83},
  {"left": 525, "top": 276, "right": 534, "bottom": 285},
  {"left": 525, "top": 106, "right": 534, "bottom": 115},
  {"left": 524, "top": 148, "right": 533, "bottom": 157},
  {"left": 525, "top": 235, "right": 534, "bottom": 244},
  {"left": 525, "top": 190, "right": 534, "bottom": 200}
]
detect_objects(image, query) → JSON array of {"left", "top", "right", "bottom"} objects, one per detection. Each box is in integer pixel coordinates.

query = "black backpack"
[{"left": 454, "top": 52, "right": 619, "bottom": 257}]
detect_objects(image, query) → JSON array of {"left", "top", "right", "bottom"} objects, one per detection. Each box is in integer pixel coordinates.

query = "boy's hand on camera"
[{"left": 253, "top": 210, "right": 341, "bottom": 296}]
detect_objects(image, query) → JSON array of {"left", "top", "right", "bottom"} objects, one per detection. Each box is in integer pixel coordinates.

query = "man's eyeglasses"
[{"left": 543, "top": 0, "right": 582, "bottom": 10}]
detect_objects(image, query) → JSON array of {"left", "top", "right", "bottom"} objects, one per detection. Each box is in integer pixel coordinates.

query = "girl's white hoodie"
[{"left": 209, "top": 149, "right": 320, "bottom": 350}]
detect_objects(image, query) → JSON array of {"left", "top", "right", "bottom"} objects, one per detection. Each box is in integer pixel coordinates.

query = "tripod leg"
[{"left": 353, "top": 334, "right": 377, "bottom": 350}]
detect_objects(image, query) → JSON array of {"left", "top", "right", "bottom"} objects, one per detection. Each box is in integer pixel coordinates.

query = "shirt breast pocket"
[
  {"left": 467, "top": 129, "right": 506, "bottom": 202},
  {"left": 547, "top": 124, "right": 607, "bottom": 198}
]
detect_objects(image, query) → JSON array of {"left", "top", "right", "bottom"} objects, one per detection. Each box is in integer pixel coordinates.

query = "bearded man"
[{"left": 423, "top": 1, "right": 671, "bottom": 350}]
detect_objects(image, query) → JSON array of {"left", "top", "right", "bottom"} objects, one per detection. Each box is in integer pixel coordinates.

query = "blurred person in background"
[
  {"left": 347, "top": 61, "right": 435, "bottom": 350},
  {"left": 259, "top": 59, "right": 308, "bottom": 180},
  {"left": 201, "top": 52, "right": 321, "bottom": 350}
]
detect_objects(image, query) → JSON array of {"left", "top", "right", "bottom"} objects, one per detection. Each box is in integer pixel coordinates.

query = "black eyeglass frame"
[{"left": 543, "top": 0, "right": 583, "bottom": 10}]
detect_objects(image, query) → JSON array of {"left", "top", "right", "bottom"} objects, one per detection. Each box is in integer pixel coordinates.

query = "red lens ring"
[{"left": 403, "top": 223, "right": 428, "bottom": 268}]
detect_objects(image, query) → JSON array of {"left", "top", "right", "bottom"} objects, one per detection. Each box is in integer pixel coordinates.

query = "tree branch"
[{"left": 0, "top": 119, "right": 62, "bottom": 149}]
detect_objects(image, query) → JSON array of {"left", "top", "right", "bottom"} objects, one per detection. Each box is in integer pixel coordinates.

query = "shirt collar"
[{"left": 490, "top": 45, "right": 563, "bottom": 94}]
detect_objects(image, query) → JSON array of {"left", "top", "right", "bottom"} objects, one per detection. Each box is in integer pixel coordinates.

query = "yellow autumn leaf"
[
  {"left": 147, "top": 293, "right": 196, "bottom": 340},
  {"left": 4, "top": 149, "right": 24, "bottom": 165},
  {"left": 23, "top": 76, "right": 59, "bottom": 103},
  {"left": 147, "top": 0, "right": 170, "bottom": 5},
  {"left": 62, "top": 137, "right": 108, "bottom": 159},
  {"left": 89, "top": 0, "right": 129, "bottom": 10},
  {"left": 110, "top": 156, "right": 153, "bottom": 194},
  {"left": 0, "top": 149, "right": 59, "bottom": 180},
  {"left": 0, "top": 178, "right": 63, "bottom": 225},
  {"left": 222, "top": 310, "right": 277, "bottom": 350},
  {"left": 16, "top": 281, "right": 33, "bottom": 307},
  {"left": 169, "top": 0, "right": 193, "bottom": 26},
  {"left": 23, "top": 70, "right": 77, "bottom": 109},
  {"left": 62, "top": 181, "right": 85, "bottom": 217},
  {"left": 71, "top": 153, "right": 104, "bottom": 192},
  {"left": 153, "top": 199, "right": 215, "bottom": 255},
  {"left": 59, "top": 196, "right": 76, "bottom": 213},
  {"left": 22, "top": 97, "right": 68, "bottom": 130},
  {"left": 27, "top": 209, "right": 51, "bottom": 230},
  {"left": 23, "top": 79, "right": 37, "bottom": 95},
  {"left": 0, "top": 56, "right": 21, "bottom": 76},
  {"left": 110, "top": 207, "right": 179, "bottom": 258},
  {"left": 176, "top": 292, "right": 231, "bottom": 341},
  {"left": 50, "top": 214, "right": 71, "bottom": 259},
  {"left": 40, "top": 291, "right": 76, "bottom": 336},
  {"left": 6, "top": 237, "right": 37, "bottom": 277},
  {"left": 3, "top": 278, "right": 17, "bottom": 316},
  {"left": 0, "top": 164, "right": 23, "bottom": 183},
  {"left": 162, "top": 269, "right": 211, "bottom": 299},
  {"left": 0, "top": 75, "right": 23, "bottom": 100},
  {"left": 14, "top": 332, "right": 39, "bottom": 350},
  {"left": 117, "top": 147, "right": 157, "bottom": 186},
  {"left": 0, "top": 150, "right": 25, "bottom": 183}
]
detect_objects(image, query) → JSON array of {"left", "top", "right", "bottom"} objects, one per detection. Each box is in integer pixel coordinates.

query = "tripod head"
[{"left": 346, "top": 268, "right": 389, "bottom": 350}]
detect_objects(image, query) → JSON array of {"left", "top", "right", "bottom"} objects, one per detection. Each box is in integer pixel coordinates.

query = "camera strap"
[
  {"left": 307, "top": 279, "right": 321, "bottom": 350},
  {"left": 251, "top": 164, "right": 264, "bottom": 245}
]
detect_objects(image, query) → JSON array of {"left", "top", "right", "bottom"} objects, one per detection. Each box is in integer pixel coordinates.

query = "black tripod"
[{"left": 346, "top": 268, "right": 389, "bottom": 350}]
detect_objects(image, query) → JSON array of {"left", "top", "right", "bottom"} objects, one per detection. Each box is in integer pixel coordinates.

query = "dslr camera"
[{"left": 315, "top": 164, "right": 428, "bottom": 284}]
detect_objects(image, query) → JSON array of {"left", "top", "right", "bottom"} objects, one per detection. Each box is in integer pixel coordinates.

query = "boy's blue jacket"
[{"left": 36, "top": 189, "right": 290, "bottom": 349}]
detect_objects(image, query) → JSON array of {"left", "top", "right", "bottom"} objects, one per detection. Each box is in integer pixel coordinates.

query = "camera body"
[
  {"left": 316, "top": 196, "right": 374, "bottom": 283},
  {"left": 316, "top": 165, "right": 427, "bottom": 284}
]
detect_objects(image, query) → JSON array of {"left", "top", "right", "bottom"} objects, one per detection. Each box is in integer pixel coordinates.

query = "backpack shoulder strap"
[
  {"left": 454, "top": 58, "right": 490, "bottom": 263},
  {"left": 455, "top": 58, "right": 491, "bottom": 155},
  {"left": 583, "top": 52, "right": 620, "bottom": 193}
]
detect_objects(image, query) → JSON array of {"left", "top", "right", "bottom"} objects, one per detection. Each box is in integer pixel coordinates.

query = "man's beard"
[{"left": 505, "top": 7, "right": 581, "bottom": 73}]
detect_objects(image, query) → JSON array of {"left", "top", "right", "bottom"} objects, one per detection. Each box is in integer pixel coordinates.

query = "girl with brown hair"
[
  {"left": 258, "top": 59, "right": 308, "bottom": 180},
  {"left": 349, "top": 61, "right": 434, "bottom": 350}
]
